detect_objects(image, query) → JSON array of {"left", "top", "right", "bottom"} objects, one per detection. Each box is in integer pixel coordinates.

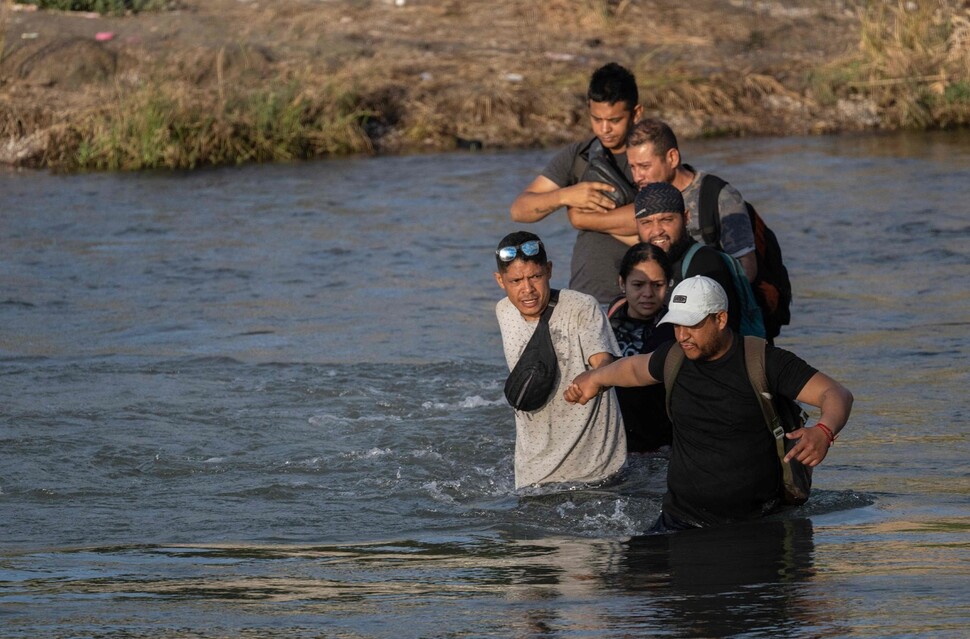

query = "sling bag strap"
[
  {"left": 544, "top": 288, "right": 560, "bottom": 318},
  {"left": 742, "top": 335, "right": 799, "bottom": 496},
  {"left": 525, "top": 288, "right": 560, "bottom": 353},
  {"left": 508, "top": 288, "right": 560, "bottom": 378},
  {"left": 504, "top": 289, "right": 561, "bottom": 411}
]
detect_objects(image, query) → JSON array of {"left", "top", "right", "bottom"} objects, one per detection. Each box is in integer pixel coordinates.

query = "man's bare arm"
[
  {"left": 784, "top": 372, "right": 854, "bottom": 467},
  {"left": 566, "top": 203, "right": 638, "bottom": 236},
  {"left": 587, "top": 351, "right": 615, "bottom": 370},
  {"left": 510, "top": 176, "right": 618, "bottom": 223},
  {"left": 738, "top": 251, "right": 758, "bottom": 282},
  {"left": 564, "top": 353, "right": 658, "bottom": 405}
]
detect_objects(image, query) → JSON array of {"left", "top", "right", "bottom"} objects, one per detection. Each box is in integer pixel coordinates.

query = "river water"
[{"left": 1, "top": 131, "right": 968, "bottom": 638}]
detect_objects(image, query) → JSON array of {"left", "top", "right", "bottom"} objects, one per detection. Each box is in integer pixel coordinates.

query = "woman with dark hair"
[{"left": 608, "top": 243, "right": 674, "bottom": 454}]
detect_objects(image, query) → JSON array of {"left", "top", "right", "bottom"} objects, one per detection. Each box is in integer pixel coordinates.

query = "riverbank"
[{"left": 1, "top": 0, "right": 968, "bottom": 170}]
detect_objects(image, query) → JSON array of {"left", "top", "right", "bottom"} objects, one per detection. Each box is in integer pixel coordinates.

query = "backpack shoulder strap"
[
  {"left": 663, "top": 343, "right": 685, "bottom": 420},
  {"left": 680, "top": 241, "right": 704, "bottom": 280},
  {"left": 698, "top": 173, "right": 728, "bottom": 248},
  {"left": 606, "top": 295, "right": 626, "bottom": 319},
  {"left": 743, "top": 335, "right": 778, "bottom": 433},
  {"left": 743, "top": 335, "right": 797, "bottom": 489}
]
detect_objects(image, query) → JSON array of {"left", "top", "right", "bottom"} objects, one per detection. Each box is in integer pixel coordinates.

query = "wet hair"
[
  {"left": 626, "top": 118, "right": 679, "bottom": 156},
  {"left": 495, "top": 230, "right": 548, "bottom": 272},
  {"left": 587, "top": 62, "right": 638, "bottom": 112},
  {"left": 619, "top": 242, "right": 672, "bottom": 282}
]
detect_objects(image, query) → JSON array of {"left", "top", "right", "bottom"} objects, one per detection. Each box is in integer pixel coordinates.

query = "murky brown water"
[{"left": 1, "top": 130, "right": 968, "bottom": 637}]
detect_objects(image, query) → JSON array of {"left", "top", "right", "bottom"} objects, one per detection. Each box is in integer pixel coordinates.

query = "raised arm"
[
  {"left": 564, "top": 352, "right": 658, "bottom": 405},
  {"left": 510, "top": 175, "right": 619, "bottom": 223},
  {"left": 784, "top": 372, "right": 854, "bottom": 467}
]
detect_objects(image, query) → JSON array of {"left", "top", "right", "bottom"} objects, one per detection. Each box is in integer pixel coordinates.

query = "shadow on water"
[
  {"left": 611, "top": 519, "right": 818, "bottom": 637},
  {"left": 0, "top": 521, "right": 819, "bottom": 637}
]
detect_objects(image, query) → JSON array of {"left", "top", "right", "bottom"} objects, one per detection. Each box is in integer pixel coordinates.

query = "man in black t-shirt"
[
  {"left": 565, "top": 276, "right": 854, "bottom": 530},
  {"left": 634, "top": 181, "right": 741, "bottom": 331}
]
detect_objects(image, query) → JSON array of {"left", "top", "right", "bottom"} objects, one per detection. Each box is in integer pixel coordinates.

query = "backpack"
[
  {"left": 572, "top": 138, "right": 638, "bottom": 206},
  {"left": 682, "top": 243, "right": 766, "bottom": 339},
  {"left": 697, "top": 174, "right": 793, "bottom": 340},
  {"left": 662, "top": 336, "right": 812, "bottom": 506},
  {"left": 504, "top": 290, "right": 560, "bottom": 412}
]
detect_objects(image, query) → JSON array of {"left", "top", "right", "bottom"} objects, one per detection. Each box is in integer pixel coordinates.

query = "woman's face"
[{"left": 620, "top": 259, "right": 668, "bottom": 320}]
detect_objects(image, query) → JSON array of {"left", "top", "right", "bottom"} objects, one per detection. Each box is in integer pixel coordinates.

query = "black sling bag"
[{"left": 504, "top": 290, "right": 560, "bottom": 412}]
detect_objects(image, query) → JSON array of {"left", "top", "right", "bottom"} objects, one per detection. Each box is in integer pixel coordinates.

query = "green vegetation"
[
  {"left": 15, "top": 1, "right": 178, "bottom": 15},
  {"left": 812, "top": 0, "right": 970, "bottom": 128},
  {"left": 48, "top": 81, "right": 373, "bottom": 171}
]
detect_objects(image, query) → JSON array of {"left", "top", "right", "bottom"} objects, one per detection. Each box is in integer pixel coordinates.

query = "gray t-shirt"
[
  {"left": 496, "top": 289, "right": 627, "bottom": 488},
  {"left": 541, "top": 138, "right": 631, "bottom": 305},
  {"left": 681, "top": 168, "right": 756, "bottom": 259}
]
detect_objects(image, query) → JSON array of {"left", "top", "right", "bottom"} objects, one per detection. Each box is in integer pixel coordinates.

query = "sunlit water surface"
[{"left": 1, "top": 131, "right": 968, "bottom": 638}]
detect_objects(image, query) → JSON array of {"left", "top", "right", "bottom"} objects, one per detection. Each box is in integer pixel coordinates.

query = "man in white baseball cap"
[{"left": 565, "top": 276, "right": 854, "bottom": 531}]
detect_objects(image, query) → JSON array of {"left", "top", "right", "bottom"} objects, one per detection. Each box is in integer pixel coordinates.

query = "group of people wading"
[{"left": 494, "top": 63, "right": 853, "bottom": 532}]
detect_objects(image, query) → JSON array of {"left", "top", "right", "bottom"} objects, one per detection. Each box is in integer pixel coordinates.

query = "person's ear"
[
  {"left": 667, "top": 147, "right": 680, "bottom": 168},
  {"left": 715, "top": 310, "right": 730, "bottom": 330},
  {"left": 632, "top": 104, "right": 644, "bottom": 123},
  {"left": 494, "top": 271, "right": 507, "bottom": 291},
  {"left": 545, "top": 262, "right": 553, "bottom": 278}
]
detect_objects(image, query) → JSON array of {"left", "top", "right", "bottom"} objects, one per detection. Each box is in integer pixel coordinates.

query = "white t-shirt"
[{"left": 496, "top": 289, "right": 626, "bottom": 488}]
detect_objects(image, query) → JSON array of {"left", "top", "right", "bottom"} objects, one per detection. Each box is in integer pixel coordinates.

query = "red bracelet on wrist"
[{"left": 815, "top": 422, "right": 836, "bottom": 446}]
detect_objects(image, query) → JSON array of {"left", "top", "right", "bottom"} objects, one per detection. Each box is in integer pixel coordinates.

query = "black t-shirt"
[
  {"left": 609, "top": 300, "right": 675, "bottom": 452},
  {"left": 669, "top": 239, "right": 741, "bottom": 332},
  {"left": 648, "top": 334, "right": 818, "bottom": 526}
]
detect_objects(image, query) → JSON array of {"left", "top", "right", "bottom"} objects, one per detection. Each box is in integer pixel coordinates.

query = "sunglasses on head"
[{"left": 496, "top": 240, "right": 542, "bottom": 262}]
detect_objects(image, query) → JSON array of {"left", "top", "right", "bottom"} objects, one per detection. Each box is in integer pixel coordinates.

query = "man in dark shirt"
[
  {"left": 565, "top": 276, "right": 854, "bottom": 530},
  {"left": 509, "top": 62, "right": 642, "bottom": 304},
  {"left": 634, "top": 181, "right": 741, "bottom": 331}
]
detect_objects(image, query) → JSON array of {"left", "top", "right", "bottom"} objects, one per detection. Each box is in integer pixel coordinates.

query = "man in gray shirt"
[
  {"left": 625, "top": 118, "right": 759, "bottom": 283},
  {"left": 509, "top": 63, "right": 642, "bottom": 304}
]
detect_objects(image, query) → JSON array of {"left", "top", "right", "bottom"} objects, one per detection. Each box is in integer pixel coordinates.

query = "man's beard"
[{"left": 665, "top": 234, "right": 692, "bottom": 263}]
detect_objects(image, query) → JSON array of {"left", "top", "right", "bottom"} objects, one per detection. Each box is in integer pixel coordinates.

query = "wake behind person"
[
  {"left": 494, "top": 231, "right": 626, "bottom": 489},
  {"left": 509, "top": 63, "right": 642, "bottom": 305}
]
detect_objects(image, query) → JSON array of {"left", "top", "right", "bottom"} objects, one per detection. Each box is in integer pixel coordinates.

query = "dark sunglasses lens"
[
  {"left": 498, "top": 246, "right": 518, "bottom": 262},
  {"left": 520, "top": 240, "right": 541, "bottom": 256}
]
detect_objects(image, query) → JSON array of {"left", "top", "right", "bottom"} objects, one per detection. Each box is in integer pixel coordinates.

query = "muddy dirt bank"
[{"left": 1, "top": 0, "right": 966, "bottom": 169}]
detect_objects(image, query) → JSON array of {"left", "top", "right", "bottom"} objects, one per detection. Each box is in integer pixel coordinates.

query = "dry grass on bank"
[
  {"left": 1, "top": 0, "right": 968, "bottom": 171},
  {"left": 44, "top": 79, "right": 373, "bottom": 170},
  {"left": 811, "top": 0, "right": 970, "bottom": 128}
]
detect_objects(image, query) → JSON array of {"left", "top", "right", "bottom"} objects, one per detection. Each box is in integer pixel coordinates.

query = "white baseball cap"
[{"left": 658, "top": 276, "right": 728, "bottom": 327}]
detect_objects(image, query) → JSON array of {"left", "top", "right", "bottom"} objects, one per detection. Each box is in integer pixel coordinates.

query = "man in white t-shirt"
[{"left": 494, "top": 231, "right": 626, "bottom": 489}]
